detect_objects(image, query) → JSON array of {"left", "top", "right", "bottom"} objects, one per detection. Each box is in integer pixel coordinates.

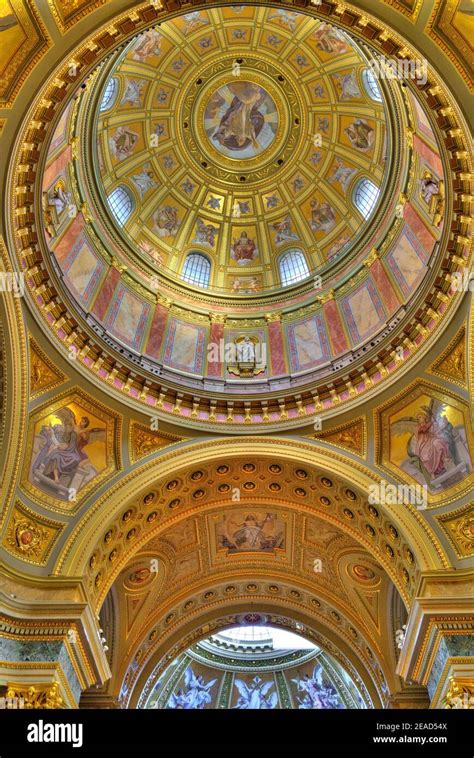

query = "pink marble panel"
[
  {"left": 403, "top": 202, "right": 437, "bottom": 250},
  {"left": 145, "top": 303, "right": 169, "bottom": 360},
  {"left": 323, "top": 299, "right": 348, "bottom": 355},
  {"left": 91, "top": 266, "right": 120, "bottom": 322},
  {"left": 52, "top": 214, "right": 84, "bottom": 265},
  {"left": 371, "top": 259, "right": 400, "bottom": 314},
  {"left": 43, "top": 144, "right": 72, "bottom": 189},
  {"left": 268, "top": 320, "right": 286, "bottom": 376},
  {"left": 208, "top": 320, "right": 224, "bottom": 377},
  {"left": 413, "top": 134, "right": 443, "bottom": 176}
]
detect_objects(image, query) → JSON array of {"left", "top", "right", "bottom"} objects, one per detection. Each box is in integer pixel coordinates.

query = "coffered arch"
[{"left": 55, "top": 438, "right": 447, "bottom": 599}]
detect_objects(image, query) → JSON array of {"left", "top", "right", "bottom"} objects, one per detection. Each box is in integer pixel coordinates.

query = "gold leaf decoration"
[
  {"left": 29, "top": 338, "right": 66, "bottom": 398},
  {"left": 436, "top": 503, "right": 474, "bottom": 559},
  {"left": 129, "top": 422, "right": 183, "bottom": 463},
  {"left": 3, "top": 502, "right": 63, "bottom": 565},
  {"left": 429, "top": 327, "right": 466, "bottom": 388},
  {"left": 312, "top": 417, "right": 366, "bottom": 458}
]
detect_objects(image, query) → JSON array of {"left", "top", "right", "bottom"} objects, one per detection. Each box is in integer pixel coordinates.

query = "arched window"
[
  {"left": 182, "top": 253, "right": 211, "bottom": 289},
  {"left": 279, "top": 249, "right": 310, "bottom": 287},
  {"left": 353, "top": 178, "right": 380, "bottom": 218},
  {"left": 100, "top": 77, "right": 118, "bottom": 111},
  {"left": 362, "top": 68, "right": 382, "bottom": 102},
  {"left": 107, "top": 186, "right": 133, "bottom": 225}
]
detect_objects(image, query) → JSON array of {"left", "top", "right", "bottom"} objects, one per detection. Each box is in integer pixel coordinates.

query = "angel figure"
[
  {"left": 32, "top": 407, "right": 105, "bottom": 488},
  {"left": 234, "top": 676, "right": 278, "bottom": 709},
  {"left": 333, "top": 70, "right": 361, "bottom": 100},
  {"left": 391, "top": 399, "right": 472, "bottom": 489},
  {"left": 292, "top": 665, "right": 342, "bottom": 709},
  {"left": 168, "top": 668, "right": 216, "bottom": 709}
]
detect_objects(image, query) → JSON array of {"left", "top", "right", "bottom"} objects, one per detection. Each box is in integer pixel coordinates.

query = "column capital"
[
  {"left": 209, "top": 313, "right": 227, "bottom": 324},
  {"left": 265, "top": 312, "right": 282, "bottom": 323}
]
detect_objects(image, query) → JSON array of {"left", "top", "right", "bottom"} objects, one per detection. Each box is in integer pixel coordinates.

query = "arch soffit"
[{"left": 56, "top": 438, "right": 448, "bottom": 596}]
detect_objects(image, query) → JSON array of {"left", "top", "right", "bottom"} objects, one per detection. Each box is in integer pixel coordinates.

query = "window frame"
[
  {"left": 181, "top": 252, "right": 211, "bottom": 289},
  {"left": 362, "top": 68, "right": 382, "bottom": 102},
  {"left": 100, "top": 77, "right": 118, "bottom": 111},
  {"left": 107, "top": 185, "right": 134, "bottom": 226},
  {"left": 279, "top": 248, "right": 310, "bottom": 287},
  {"left": 352, "top": 178, "right": 380, "bottom": 219}
]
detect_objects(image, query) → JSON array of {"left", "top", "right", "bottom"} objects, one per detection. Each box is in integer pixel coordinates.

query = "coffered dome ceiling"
[
  {"left": 91, "top": 7, "right": 387, "bottom": 294},
  {"left": 18, "top": 5, "right": 457, "bottom": 430}
]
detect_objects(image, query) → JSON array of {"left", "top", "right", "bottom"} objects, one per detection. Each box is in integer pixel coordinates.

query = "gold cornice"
[{"left": 0, "top": 237, "right": 28, "bottom": 535}]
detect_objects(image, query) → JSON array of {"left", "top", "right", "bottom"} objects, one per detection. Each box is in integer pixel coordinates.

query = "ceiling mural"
[
  {"left": 0, "top": 0, "right": 472, "bottom": 727},
  {"left": 94, "top": 8, "right": 386, "bottom": 290},
  {"left": 5, "top": 2, "right": 468, "bottom": 433},
  {"left": 21, "top": 389, "right": 122, "bottom": 511},
  {"left": 376, "top": 381, "right": 474, "bottom": 506},
  {"left": 143, "top": 625, "right": 366, "bottom": 709}
]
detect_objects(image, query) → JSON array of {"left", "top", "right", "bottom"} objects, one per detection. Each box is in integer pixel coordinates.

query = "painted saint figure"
[
  {"left": 344, "top": 119, "right": 374, "bottom": 151},
  {"left": 132, "top": 165, "right": 158, "bottom": 199},
  {"left": 213, "top": 82, "right": 265, "bottom": 151},
  {"left": 292, "top": 665, "right": 343, "bottom": 709},
  {"left": 32, "top": 407, "right": 104, "bottom": 485},
  {"left": 309, "top": 200, "right": 336, "bottom": 232},
  {"left": 108, "top": 125, "right": 139, "bottom": 161},
  {"left": 131, "top": 29, "right": 162, "bottom": 61},
  {"left": 231, "top": 231, "right": 257, "bottom": 265},
  {"left": 391, "top": 398, "right": 473, "bottom": 490}
]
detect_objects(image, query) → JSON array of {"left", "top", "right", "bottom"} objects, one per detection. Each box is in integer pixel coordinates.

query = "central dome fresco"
[
  {"left": 91, "top": 6, "right": 388, "bottom": 295},
  {"left": 36, "top": 3, "right": 447, "bottom": 428}
]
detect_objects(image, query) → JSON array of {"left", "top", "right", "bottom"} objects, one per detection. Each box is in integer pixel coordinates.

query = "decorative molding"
[
  {"left": 436, "top": 503, "right": 474, "bottom": 559},
  {"left": 2, "top": 500, "right": 63, "bottom": 565},
  {"left": 29, "top": 337, "right": 67, "bottom": 399},
  {"left": 428, "top": 326, "right": 467, "bottom": 388},
  {"left": 47, "top": 0, "right": 107, "bottom": 32},
  {"left": 129, "top": 421, "right": 184, "bottom": 464},
  {"left": 313, "top": 416, "right": 367, "bottom": 458}
]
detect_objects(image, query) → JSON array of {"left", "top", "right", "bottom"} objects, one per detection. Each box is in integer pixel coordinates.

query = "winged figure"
[
  {"left": 168, "top": 667, "right": 217, "bottom": 709},
  {"left": 390, "top": 398, "right": 472, "bottom": 484},
  {"left": 32, "top": 407, "right": 105, "bottom": 485},
  {"left": 292, "top": 665, "right": 342, "bottom": 709},
  {"left": 233, "top": 676, "right": 278, "bottom": 709}
]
